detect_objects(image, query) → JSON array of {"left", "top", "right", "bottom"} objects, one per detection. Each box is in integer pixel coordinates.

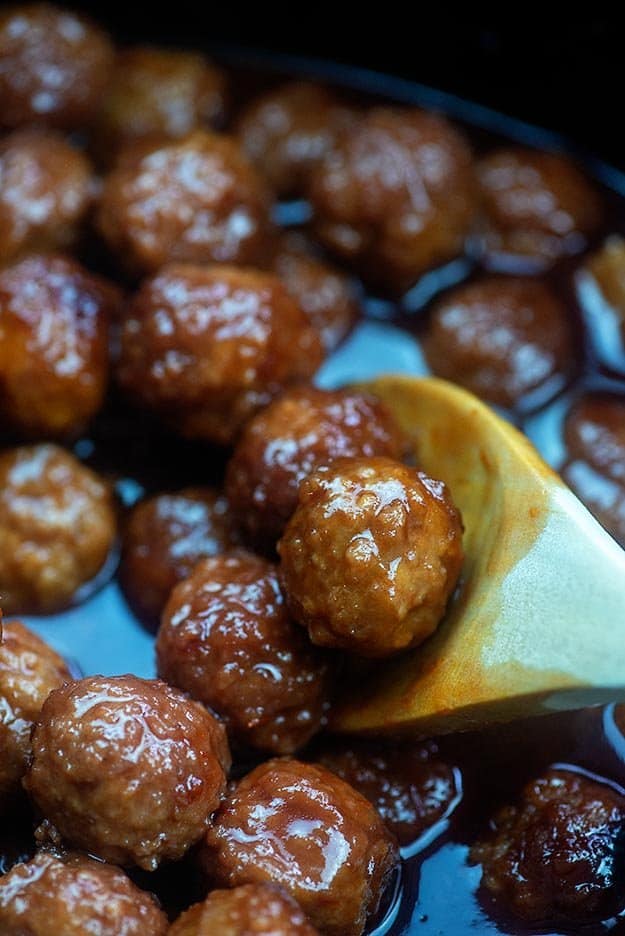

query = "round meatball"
[
  {"left": 24, "top": 675, "right": 231, "bottom": 870},
  {"left": 470, "top": 768, "right": 625, "bottom": 923},
  {"left": 0, "top": 3, "right": 113, "bottom": 130},
  {"left": 169, "top": 884, "right": 319, "bottom": 936},
  {"left": 278, "top": 456, "right": 464, "bottom": 658},
  {"left": 477, "top": 148, "right": 602, "bottom": 271},
  {"left": 0, "top": 620, "right": 70, "bottom": 808},
  {"left": 226, "top": 386, "right": 406, "bottom": 551},
  {"left": 96, "top": 130, "right": 272, "bottom": 275},
  {"left": 423, "top": 277, "right": 574, "bottom": 410},
  {"left": 200, "top": 758, "right": 399, "bottom": 936},
  {"left": 121, "top": 488, "right": 239, "bottom": 625},
  {"left": 0, "top": 445, "right": 116, "bottom": 614},
  {"left": 116, "top": 264, "right": 323, "bottom": 445},
  {"left": 309, "top": 107, "right": 476, "bottom": 293},
  {"left": 158, "top": 551, "right": 332, "bottom": 754},
  {"left": 0, "top": 850, "right": 168, "bottom": 935},
  {"left": 0, "top": 129, "right": 93, "bottom": 263}
]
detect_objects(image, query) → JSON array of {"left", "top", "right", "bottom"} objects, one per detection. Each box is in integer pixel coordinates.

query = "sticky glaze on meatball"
[
  {"left": 24, "top": 675, "right": 230, "bottom": 870},
  {"left": 200, "top": 758, "right": 399, "bottom": 936},
  {"left": 226, "top": 386, "right": 406, "bottom": 551},
  {"left": 158, "top": 551, "right": 332, "bottom": 754},
  {"left": 0, "top": 850, "right": 168, "bottom": 935},
  {"left": 0, "top": 445, "right": 116, "bottom": 615},
  {"left": 278, "top": 456, "right": 464, "bottom": 658},
  {"left": 96, "top": 130, "right": 272, "bottom": 275},
  {"left": 169, "top": 883, "right": 319, "bottom": 936},
  {"left": 470, "top": 768, "right": 625, "bottom": 923},
  {"left": 116, "top": 264, "right": 323, "bottom": 445},
  {"left": 423, "top": 277, "right": 574, "bottom": 411},
  {"left": 0, "top": 3, "right": 113, "bottom": 130},
  {"left": 0, "top": 620, "right": 70, "bottom": 808},
  {"left": 309, "top": 107, "right": 476, "bottom": 293}
]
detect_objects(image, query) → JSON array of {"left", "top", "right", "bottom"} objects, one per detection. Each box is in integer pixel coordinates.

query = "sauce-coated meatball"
[
  {"left": 169, "top": 884, "right": 319, "bottom": 936},
  {"left": 0, "top": 445, "right": 116, "bottom": 614},
  {"left": 200, "top": 758, "right": 399, "bottom": 936},
  {"left": 423, "top": 276, "right": 574, "bottom": 410},
  {"left": 309, "top": 107, "right": 476, "bottom": 293},
  {"left": 0, "top": 850, "right": 168, "bottom": 935},
  {"left": 226, "top": 386, "right": 405, "bottom": 551},
  {"left": 96, "top": 131, "right": 272, "bottom": 275},
  {"left": 157, "top": 551, "right": 332, "bottom": 754},
  {"left": 278, "top": 456, "right": 464, "bottom": 658},
  {"left": 116, "top": 264, "right": 323, "bottom": 444},
  {"left": 470, "top": 768, "right": 625, "bottom": 923},
  {"left": 24, "top": 675, "right": 230, "bottom": 870}
]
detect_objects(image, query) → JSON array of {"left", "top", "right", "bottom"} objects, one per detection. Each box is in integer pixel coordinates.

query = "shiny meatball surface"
[
  {"left": 200, "top": 758, "right": 399, "bottom": 936},
  {"left": 169, "top": 884, "right": 319, "bottom": 936},
  {"left": 24, "top": 675, "right": 230, "bottom": 869},
  {"left": 278, "top": 456, "right": 464, "bottom": 658},
  {"left": 158, "top": 551, "right": 331, "bottom": 754},
  {"left": 0, "top": 445, "right": 116, "bottom": 614}
]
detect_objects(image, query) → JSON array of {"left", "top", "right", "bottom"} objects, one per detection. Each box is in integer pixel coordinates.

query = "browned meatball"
[
  {"left": 0, "top": 850, "right": 168, "bottom": 935},
  {"left": 0, "top": 129, "right": 93, "bottom": 263},
  {"left": 96, "top": 131, "right": 272, "bottom": 275},
  {"left": 470, "top": 768, "right": 625, "bottom": 923},
  {"left": 226, "top": 386, "right": 406, "bottom": 551},
  {"left": 0, "top": 445, "right": 116, "bottom": 614},
  {"left": 0, "top": 3, "right": 113, "bottom": 130},
  {"left": 116, "top": 264, "right": 323, "bottom": 444},
  {"left": 200, "top": 758, "right": 399, "bottom": 936},
  {"left": 158, "top": 551, "right": 332, "bottom": 754},
  {"left": 24, "top": 674, "right": 230, "bottom": 870},
  {"left": 477, "top": 148, "right": 602, "bottom": 271},
  {"left": 309, "top": 107, "right": 476, "bottom": 293},
  {"left": 278, "top": 456, "right": 464, "bottom": 658},
  {"left": 0, "top": 620, "right": 70, "bottom": 808},
  {"left": 169, "top": 884, "right": 319, "bottom": 936},
  {"left": 423, "top": 277, "right": 574, "bottom": 410}
]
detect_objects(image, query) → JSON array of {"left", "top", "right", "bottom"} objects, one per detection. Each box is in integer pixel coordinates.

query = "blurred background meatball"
[
  {"left": 0, "top": 445, "right": 116, "bottom": 614},
  {"left": 169, "top": 884, "right": 319, "bottom": 936}
]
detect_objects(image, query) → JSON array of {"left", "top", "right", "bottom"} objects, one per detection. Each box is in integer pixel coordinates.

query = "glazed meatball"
[
  {"left": 200, "top": 758, "right": 399, "bottom": 936},
  {"left": 121, "top": 488, "right": 239, "bottom": 625},
  {"left": 0, "top": 620, "right": 70, "bottom": 808},
  {"left": 0, "top": 445, "right": 116, "bottom": 614},
  {"left": 0, "top": 3, "right": 113, "bottom": 130},
  {"left": 24, "top": 675, "right": 230, "bottom": 870},
  {"left": 477, "top": 148, "right": 602, "bottom": 271},
  {"left": 0, "top": 253, "right": 118, "bottom": 438},
  {"left": 158, "top": 551, "right": 332, "bottom": 754},
  {"left": 0, "top": 850, "right": 168, "bottom": 935},
  {"left": 309, "top": 107, "right": 476, "bottom": 293},
  {"left": 470, "top": 768, "right": 625, "bottom": 923},
  {"left": 226, "top": 386, "right": 406, "bottom": 551},
  {"left": 116, "top": 264, "right": 323, "bottom": 444},
  {"left": 0, "top": 129, "right": 93, "bottom": 263},
  {"left": 96, "top": 130, "right": 272, "bottom": 275},
  {"left": 423, "top": 277, "right": 574, "bottom": 410},
  {"left": 169, "top": 884, "right": 319, "bottom": 936},
  {"left": 278, "top": 456, "right": 464, "bottom": 658}
]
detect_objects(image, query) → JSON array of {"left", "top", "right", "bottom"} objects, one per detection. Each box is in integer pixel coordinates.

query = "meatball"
[
  {"left": 96, "top": 130, "right": 272, "bottom": 275},
  {"left": 477, "top": 148, "right": 602, "bottom": 271},
  {"left": 0, "top": 620, "right": 70, "bottom": 808},
  {"left": 0, "top": 445, "right": 116, "bottom": 614},
  {"left": 0, "top": 850, "right": 168, "bottom": 935},
  {"left": 0, "top": 3, "right": 113, "bottom": 130},
  {"left": 423, "top": 276, "right": 574, "bottom": 410},
  {"left": 0, "top": 129, "right": 93, "bottom": 263},
  {"left": 116, "top": 264, "right": 323, "bottom": 445},
  {"left": 157, "top": 551, "right": 332, "bottom": 755},
  {"left": 278, "top": 456, "right": 464, "bottom": 658},
  {"left": 470, "top": 767, "right": 625, "bottom": 923},
  {"left": 24, "top": 674, "right": 230, "bottom": 870},
  {"left": 226, "top": 386, "right": 406, "bottom": 551},
  {"left": 309, "top": 107, "right": 476, "bottom": 293},
  {"left": 169, "top": 884, "right": 319, "bottom": 936},
  {"left": 200, "top": 758, "right": 399, "bottom": 936}
]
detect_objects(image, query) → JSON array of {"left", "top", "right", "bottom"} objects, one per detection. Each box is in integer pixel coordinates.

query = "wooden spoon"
[{"left": 330, "top": 375, "right": 625, "bottom": 737}]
